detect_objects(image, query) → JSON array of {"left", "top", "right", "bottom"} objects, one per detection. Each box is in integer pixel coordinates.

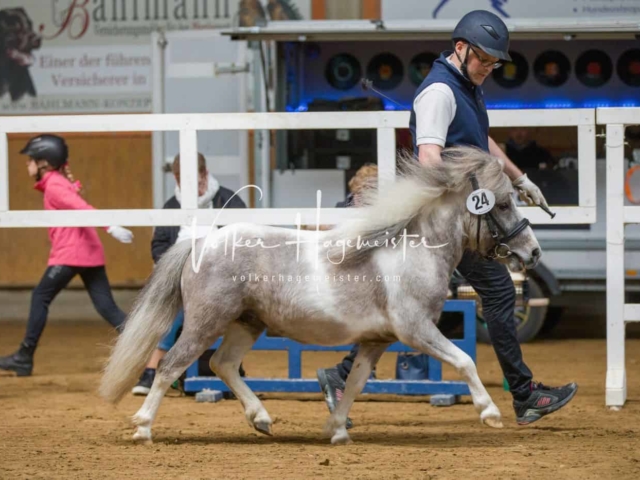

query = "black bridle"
[{"left": 469, "top": 174, "right": 531, "bottom": 259}]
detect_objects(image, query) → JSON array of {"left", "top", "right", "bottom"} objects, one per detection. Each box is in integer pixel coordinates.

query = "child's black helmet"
[{"left": 20, "top": 134, "right": 69, "bottom": 169}]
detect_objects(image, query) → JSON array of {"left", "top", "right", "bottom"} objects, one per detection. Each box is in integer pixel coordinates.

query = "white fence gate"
[
  {"left": 0, "top": 109, "right": 597, "bottom": 227},
  {"left": 600, "top": 107, "right": 640, "bottom": 409},
  {"left": 11, "top": 108, "right": 640, "bottom": 404}
]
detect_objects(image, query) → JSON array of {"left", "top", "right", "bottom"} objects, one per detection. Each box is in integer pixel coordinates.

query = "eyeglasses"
[{"left": 468, "top": 45, "right": 502, "bottom": 69}]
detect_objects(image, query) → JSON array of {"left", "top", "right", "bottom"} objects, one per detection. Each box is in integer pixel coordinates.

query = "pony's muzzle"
[{"left": 528, "top": 247, "right": 541, "bottom": 268}]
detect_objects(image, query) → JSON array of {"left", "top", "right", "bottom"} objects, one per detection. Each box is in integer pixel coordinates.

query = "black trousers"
[
  {"left": 456, "top": 251, "right": 533, "bottom": 400},
  {"left": 335, "top": 250, "right": 533, "bottom": 401},
  {"left": 23, "top": 265, "right": 126, "bottom": 349},
  {"left": 336, "top": 345, "right": 359, "bottom": 380}
]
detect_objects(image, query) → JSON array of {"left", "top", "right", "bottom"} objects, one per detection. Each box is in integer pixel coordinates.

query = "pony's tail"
[{"left": 99, "top": 241, "right": 193, "bottom": 404}]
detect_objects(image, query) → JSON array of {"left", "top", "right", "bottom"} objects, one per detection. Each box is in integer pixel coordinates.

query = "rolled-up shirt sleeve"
[{"left": 413, "top": 82, "right": 456, "bottom": 148}]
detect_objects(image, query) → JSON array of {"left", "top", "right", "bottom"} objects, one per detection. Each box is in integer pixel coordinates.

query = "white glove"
[
  {"left": 107, "top": 226, "right": 134, "bottom": 244},
  {"left": 513, "top": 174, "right": 549, "bottom": 208}
]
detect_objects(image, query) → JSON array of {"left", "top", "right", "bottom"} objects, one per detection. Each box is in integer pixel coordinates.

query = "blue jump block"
[{"left": 184, "top": 299, "right": 476, "bottom": 398}]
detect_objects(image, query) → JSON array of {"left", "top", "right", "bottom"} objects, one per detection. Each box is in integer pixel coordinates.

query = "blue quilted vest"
[{"left": 409, "top": 52, "right": 490, "bottom": 155}]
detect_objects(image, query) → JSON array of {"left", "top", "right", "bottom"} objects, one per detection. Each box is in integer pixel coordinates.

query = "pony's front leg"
[
  {"left": 400, "top": 321, "right": 503, "bottom": 429},
  {"left": 324, "top": 343, "right": 388, "bottom": 445}
]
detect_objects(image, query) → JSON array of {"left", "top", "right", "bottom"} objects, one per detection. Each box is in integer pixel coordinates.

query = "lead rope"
[{"left": 469, "top": 174, "right": 482, "bottom": 250}]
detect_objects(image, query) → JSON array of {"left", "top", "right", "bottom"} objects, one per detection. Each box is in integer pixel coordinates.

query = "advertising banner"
[
  {"left": 382, "top": 0, "right": 640, "bottom": 20},
  {"left": 0, "top": 0, "right": 309, "bottom": 114}
]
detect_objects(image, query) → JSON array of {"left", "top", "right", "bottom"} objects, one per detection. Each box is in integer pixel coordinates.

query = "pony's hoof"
[
  {"left": 481, "top": 416, "right": 504, "bottom": 429},
  {"left": 132, "top": 428, "right": 153, "bottom": 445},
  {"left": 331, "top": 429, "right": 352, "bottom": 445},
  {"left": 480, "top": 404, "right": 503, "bottom": 429},
  {"left": 253, "top": 420, "right": 273, "bottom": 436}
]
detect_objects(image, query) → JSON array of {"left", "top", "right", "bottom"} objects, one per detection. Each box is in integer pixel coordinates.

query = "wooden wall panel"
[
  {"left": 0, "top": 133, "right": 154, "bottom": 288},
  {"left": 311, "top": 0, "right": 326, "bottom": 19},
  {"left": 361, "top": 0, "right": 381, "bottom": 19}
]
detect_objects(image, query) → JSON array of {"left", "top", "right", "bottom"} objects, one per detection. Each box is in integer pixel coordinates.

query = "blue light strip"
[{"left": 287, "top": 99, "right": 640, "bottom": 112}]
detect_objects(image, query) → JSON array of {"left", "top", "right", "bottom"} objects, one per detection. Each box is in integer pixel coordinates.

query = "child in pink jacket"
[{"left": 0, "top": 134, "right": 133, "bottom": 377}]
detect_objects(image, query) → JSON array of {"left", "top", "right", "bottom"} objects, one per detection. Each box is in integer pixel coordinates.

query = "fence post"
[
  {"left": 377, "top": 128, "right": 396, "bottom": 195},
  {"left": 179, "top": 129, "right": 199, "bottom": 210},
  {"left": 578, "top": 123, "right": 597, "bottom": 208},
  {"left": 605, "top": 123, "right": 626, "bottom": 409}
]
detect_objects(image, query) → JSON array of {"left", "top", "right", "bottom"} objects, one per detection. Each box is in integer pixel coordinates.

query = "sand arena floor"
[{"left": 1, "top": 321, "right": 640, "bottom": 479}]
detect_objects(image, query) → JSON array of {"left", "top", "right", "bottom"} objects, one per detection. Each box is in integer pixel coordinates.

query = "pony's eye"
[{"left": 498, "top": 203, "right": 510, "bottom": 211}]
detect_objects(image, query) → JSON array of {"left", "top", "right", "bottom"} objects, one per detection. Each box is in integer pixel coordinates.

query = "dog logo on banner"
[{"left": 0, "top": 7, "right": 42, "bottom": 101}]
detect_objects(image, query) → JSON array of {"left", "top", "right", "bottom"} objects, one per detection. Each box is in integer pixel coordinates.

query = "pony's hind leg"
[
  {"left": 400, "top": 323, "right": 503, "bottom": 429},
  {"left": 324, "top": 343, "right": 388, "bottom": 445},
  {"left": 131, "top": 322, "right": 225, "bottom": 443},
  {"left": 209, "top": 317, "right": 272, "bottom": 435}
]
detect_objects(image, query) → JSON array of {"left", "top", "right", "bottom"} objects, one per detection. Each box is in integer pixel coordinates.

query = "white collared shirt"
[{"left": 413, "top": 56, "right": 460, "bottom": 148}]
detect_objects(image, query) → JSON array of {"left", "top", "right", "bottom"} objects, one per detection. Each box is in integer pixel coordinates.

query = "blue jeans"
[{"left": 158, "top": 309, "right": 184, "bottom": 351}]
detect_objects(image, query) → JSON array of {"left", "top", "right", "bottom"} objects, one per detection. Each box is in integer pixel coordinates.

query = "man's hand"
[{"left": 513, "top": 174, "right": 549, "bottom": 208}]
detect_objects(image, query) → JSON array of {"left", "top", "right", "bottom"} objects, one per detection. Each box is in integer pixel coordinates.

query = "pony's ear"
[{"left": 495, "top": 156, "right": 505, "bottom": 170}]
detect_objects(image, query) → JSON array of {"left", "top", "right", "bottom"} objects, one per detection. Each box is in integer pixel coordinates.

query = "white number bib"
[{"left": 466, "top": 189, "right": 495, "bottom": 215}]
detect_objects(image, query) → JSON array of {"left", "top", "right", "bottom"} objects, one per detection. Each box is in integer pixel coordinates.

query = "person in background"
[
  {"left": 0, "top": 134, "right": 133, "bottom": 377},
  {"left": 505, "top": 127, "right": 556, "bottom": 170},
  {"left": 132, "top": 152, "right": 246, "bottom": 395}
]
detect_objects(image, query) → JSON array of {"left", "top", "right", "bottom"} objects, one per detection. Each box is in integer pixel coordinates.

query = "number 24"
[{"left": 473, "top": 193, "right": 489, "bottom": 210}]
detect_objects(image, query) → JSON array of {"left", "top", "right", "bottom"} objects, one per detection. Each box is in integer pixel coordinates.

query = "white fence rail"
[
  {"left": 15, "top": 108, "right": 640, "bottom": 406},
  {"left": 599, "top": 107, "right": 640, "bottom": 409},
  {"left": 6, "top": 107, "right": 640, "bottom": 407},
  {"left": 0, "top": 110, "right": 596, "bottom": 228}
]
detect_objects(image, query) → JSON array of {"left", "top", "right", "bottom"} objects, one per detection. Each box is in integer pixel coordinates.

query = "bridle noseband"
[{"left": 469, "top": 174, "right": 531, "bottom": 260}]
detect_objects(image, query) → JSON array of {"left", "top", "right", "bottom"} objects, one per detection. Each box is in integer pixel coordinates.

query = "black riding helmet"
[
  {"left": 452, "top": 10, "right": 511, "bottom": 62},
  {"left": 20, "top": 134, "right": 69, "bottom": 169}
]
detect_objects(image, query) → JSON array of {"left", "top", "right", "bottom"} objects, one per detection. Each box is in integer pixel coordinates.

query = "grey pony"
[{"left": 100, "top": 146, "right": 541, "bottom": 445}]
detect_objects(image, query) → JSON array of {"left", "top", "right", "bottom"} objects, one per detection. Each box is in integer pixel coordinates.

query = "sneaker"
[
  {"left": 316, "top": 367, "right": 353, "bottom": 430},
  {"left": 0, "top": 343, "right": 34, "bottom": 377},
  {"left": 514, "top": 381, "right": 578, "bottom": 425},
  {"left": 132, "top": 368, "right": 155, "bottom": 396}
]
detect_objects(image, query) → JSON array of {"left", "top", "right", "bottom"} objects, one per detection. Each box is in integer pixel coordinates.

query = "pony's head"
[
  {"left": 436, "top": 147, "right": 541, "bottom": 271},
  {"left": 332, "top": 146, "right": 541, "bottom": 271}
]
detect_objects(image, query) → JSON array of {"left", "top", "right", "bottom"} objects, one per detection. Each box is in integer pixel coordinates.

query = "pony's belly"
[
  {"left": 261, "top": 312, "right": 391, "bottom": 347},
  {"left": 265, "top": 317, "right": 356, "bottom": 346}
]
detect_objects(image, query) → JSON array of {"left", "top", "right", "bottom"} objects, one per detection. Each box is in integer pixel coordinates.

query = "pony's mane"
[{"left": 330, "top": 146, "right": 511, "bottom": 265}]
